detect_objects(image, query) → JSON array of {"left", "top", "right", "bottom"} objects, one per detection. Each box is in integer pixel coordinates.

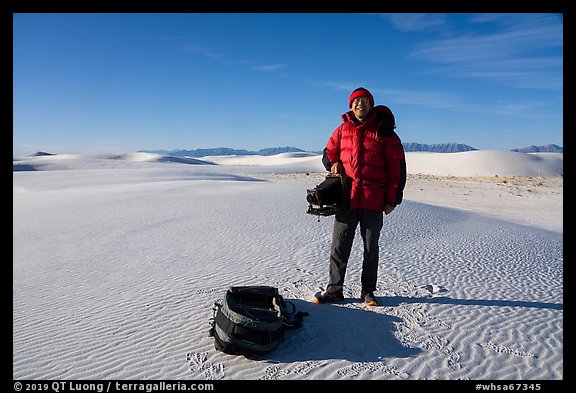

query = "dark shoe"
[
  {"left": 361, "top": 291, "right": 378, "bottom": 306},
  {"left": 313, "top": 291, "right": 344, "bottom": 304}
]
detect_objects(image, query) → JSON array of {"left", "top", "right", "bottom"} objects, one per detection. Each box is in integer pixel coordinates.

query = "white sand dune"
[
  {"left": 202, "top": 150, "right": 563, "bottom": 177},
  {"left": 14, "top": 150, "right": 564, "bottom": 177},
  {"left": 202, "top": 151, "right": 322, "bottom": 166},
  {"left": 405, "top": 150, "right": 563, "bottom": 177},
  {"left": 13, "top": 152, "right": 215, "bottom": 172},
  {"left": 13, "top": 151, "right": 563, "bottom": 381}
]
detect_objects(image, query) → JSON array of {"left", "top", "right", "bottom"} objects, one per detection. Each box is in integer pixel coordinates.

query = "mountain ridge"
[
  {"left": 510, "top": 144, "right": 563, "bottom": 153},
  {"left": 139, "top": 143, "right": 563, "bottom": 157}
]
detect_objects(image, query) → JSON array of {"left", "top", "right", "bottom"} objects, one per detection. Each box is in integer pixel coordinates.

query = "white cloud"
[
  {"left": 178, "top": 43, "right": 225, "bottom": 60},
  {"left": 253, "top": 64, "right": 288, "bottom": 72},
  {"left": 409, "top": 14, "right": 562, "bottom": 90},
  {"left": 379, "top": 13, "right": 447, "bottom": 32}
]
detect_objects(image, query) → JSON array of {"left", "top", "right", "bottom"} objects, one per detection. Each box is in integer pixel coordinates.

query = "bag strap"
[{"left": 281, "top": 300, "right": 309, "bottom": 330}]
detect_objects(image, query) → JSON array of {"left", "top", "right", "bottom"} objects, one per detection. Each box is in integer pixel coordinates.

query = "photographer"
[{"left": 314, "top": 87, "right": 406, "bottom": 306}]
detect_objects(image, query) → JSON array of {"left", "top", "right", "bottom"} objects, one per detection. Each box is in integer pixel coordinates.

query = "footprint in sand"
[
  {"left": 186, "top": 351, "right": 225, "bottom": 380},
  {"left": 421, "top": 284, "right": 448, "bottom": 296}
]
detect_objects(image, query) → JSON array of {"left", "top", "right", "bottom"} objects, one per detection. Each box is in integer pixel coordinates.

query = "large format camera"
[{"left": 306, "top": 174, "right": 349, "bottom": 216}]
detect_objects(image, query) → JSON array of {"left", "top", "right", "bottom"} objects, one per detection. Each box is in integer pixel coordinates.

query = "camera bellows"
[{"left": 306, "top": 174, "right": 347, "bottom": 216}]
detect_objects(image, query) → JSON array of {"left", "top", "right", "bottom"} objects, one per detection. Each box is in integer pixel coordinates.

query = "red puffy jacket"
[{"left": 323, "top": 105, "right": 406, "bottom": 212}]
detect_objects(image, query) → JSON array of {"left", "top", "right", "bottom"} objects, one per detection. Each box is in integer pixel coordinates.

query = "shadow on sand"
[
  {"left": 266, "top": 298, "right": 421, "bottom": 363},
  {"left": 264, "top": 294, "right": 562, "bottom": 363},
  {"left": 381, "top": 295, "right": 563, "bottom": 310}
]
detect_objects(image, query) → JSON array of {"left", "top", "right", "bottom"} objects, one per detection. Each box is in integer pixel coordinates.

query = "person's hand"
[
  {"left": 331, "top": 162, "right": 343, "bottom": 174},
  {"left": 384, "top": 203, "right": 395, "bottom": 215}
]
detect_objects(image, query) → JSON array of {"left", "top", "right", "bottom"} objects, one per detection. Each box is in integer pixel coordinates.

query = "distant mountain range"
[
  {"left": 402, "top": 143, "right": 477, "bottom": 153},
  {"left": 141, "top": 146, "right": 309, "bottom": 157},
  {"left": 140, "top": 143, "right": 562, "bottom": 157},
  {"left": 510, "top": 144, "right": 563, "bottom": 153}
]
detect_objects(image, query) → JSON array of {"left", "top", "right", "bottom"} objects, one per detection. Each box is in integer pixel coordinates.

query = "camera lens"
[{"left": 307, "top": 190, "right": 319, "bottom": 204}]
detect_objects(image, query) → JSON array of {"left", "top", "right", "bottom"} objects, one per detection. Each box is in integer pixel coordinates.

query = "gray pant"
[{"left": 327, "top": 209, "right": 383, "bottom": 295}]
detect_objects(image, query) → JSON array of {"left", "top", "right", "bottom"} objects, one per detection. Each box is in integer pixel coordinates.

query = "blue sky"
[{"left": 13, "top": 13, "right": 563, "bottom": 156}]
